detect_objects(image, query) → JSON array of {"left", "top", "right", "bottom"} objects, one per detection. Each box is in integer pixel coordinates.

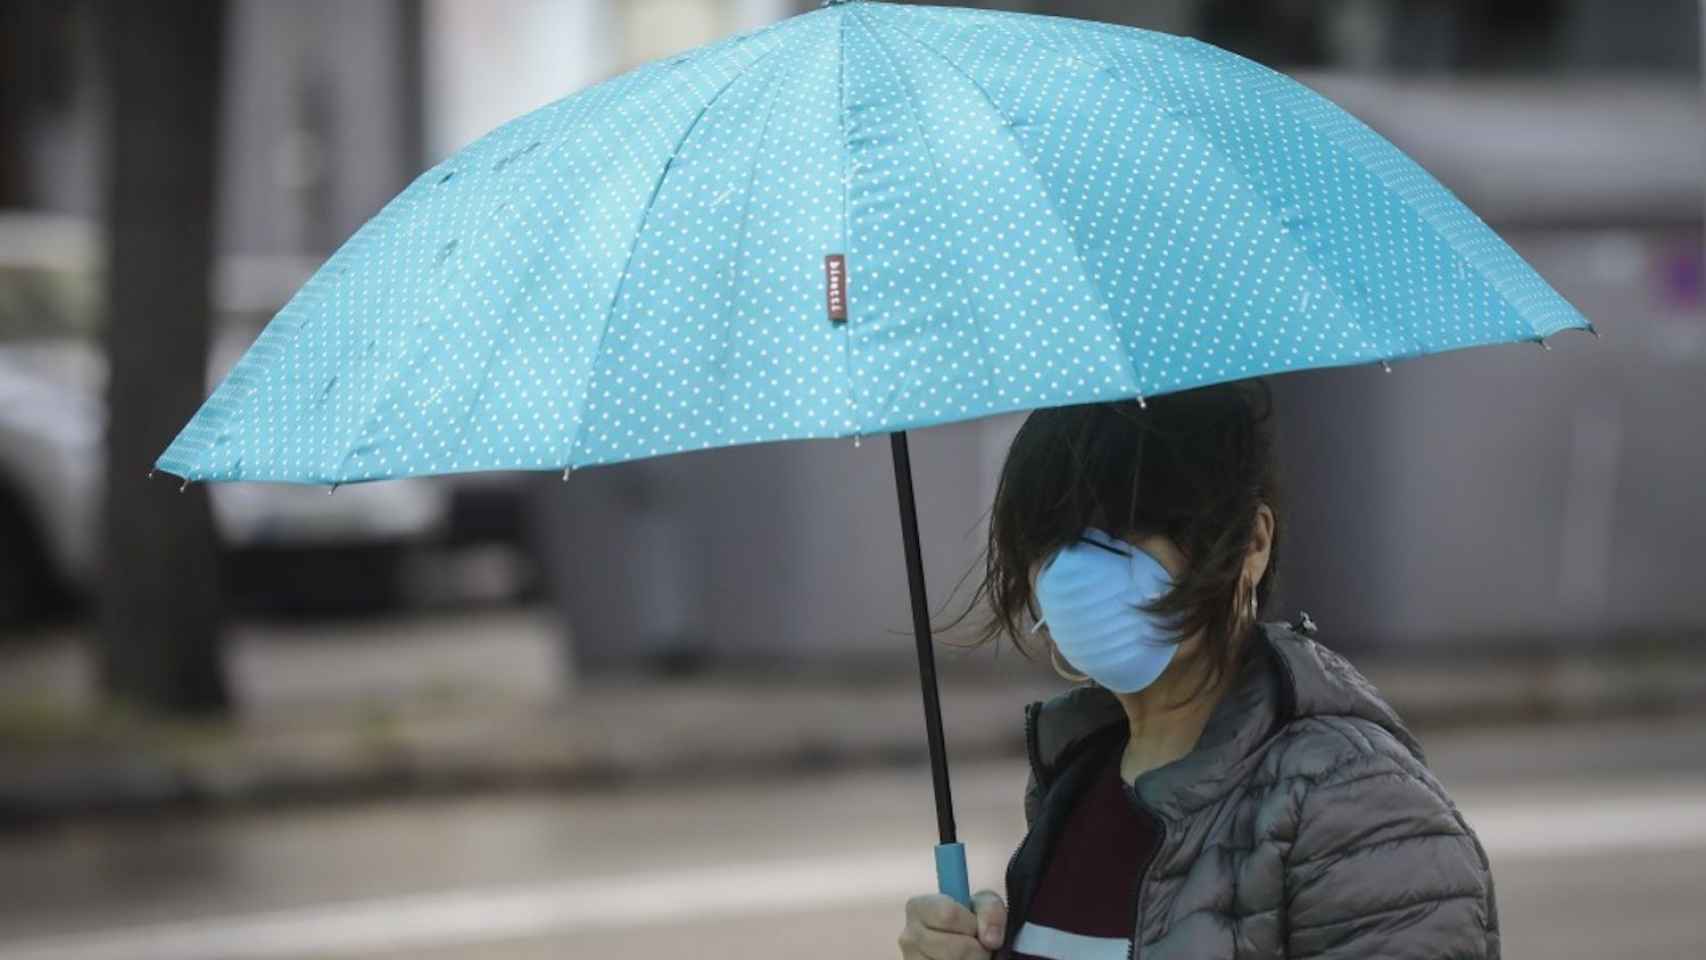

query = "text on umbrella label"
[{"left": 825, "top": 254, "right": 847, "bottom": 323}]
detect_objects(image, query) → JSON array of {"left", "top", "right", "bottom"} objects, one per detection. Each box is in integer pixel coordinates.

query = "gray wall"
[
  {"left": 1271, "top": 227, "right": 1706, "bottom": 653},
  {"left": 533, "top": 420, "right": 998, "bottom": 669}
]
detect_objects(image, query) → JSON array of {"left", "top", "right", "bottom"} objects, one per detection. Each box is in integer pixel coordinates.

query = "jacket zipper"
[
  {"left": 1005, "top": 704, "right": 1044, "bottom": 883},
  {"left": 998, "top": 702, "right": 1046, "bottom": 958},
  {"left": 1124, "top": 782, "right": 1166, "bottom": 960},
  {"left": 1120, "top": 626, "right": 1294, "bottom": 959},
  {"left": 1000, "top": 808, "right": 1033, "bottom": 955}
]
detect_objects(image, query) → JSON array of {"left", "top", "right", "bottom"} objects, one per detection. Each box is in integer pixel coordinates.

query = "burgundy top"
[{"left": 1010, "top": 744, "right": 1160, "bottom": 960}]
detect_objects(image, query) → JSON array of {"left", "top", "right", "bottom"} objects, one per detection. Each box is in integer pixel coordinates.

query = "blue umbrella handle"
[{"left": 935, "top": 842, "right": 971, "bottom": 909}]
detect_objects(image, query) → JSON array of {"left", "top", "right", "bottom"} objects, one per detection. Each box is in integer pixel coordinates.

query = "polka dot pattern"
[{"left": 157, "top": 0, "right": 1590, "bottom": 485}]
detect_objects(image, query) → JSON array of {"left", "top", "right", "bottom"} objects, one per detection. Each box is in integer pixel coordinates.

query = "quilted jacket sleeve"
[{"left": 1284, "top": 731, "right": 1500, "bottom": 960}]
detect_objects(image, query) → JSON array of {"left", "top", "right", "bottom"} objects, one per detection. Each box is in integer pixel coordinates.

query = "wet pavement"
[{"left": 1, "top": 713, "right": 1703, "bottom": 960}]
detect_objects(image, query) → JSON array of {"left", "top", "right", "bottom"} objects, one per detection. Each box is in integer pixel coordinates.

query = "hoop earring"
[{"left": 1049, "top": 641, "right": 1092, "bottom": 684}]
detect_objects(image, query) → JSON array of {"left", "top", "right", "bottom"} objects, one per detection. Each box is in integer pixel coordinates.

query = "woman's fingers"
[
  {"left": 905, "top": 893, "right": 979, "bottom": 936},
  {"left": 971, "top": 889, "right": 1008, "bottom": 949},
  {"left": 899, "top": 925, "right": 994, "bottom": 960},
  {"left": 900, "top": 893, "right": 993, "bottom": 960}
]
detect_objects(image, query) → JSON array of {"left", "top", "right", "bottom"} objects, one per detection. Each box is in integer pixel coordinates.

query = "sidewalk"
[{"left": 4, "top": 608, "right": 1705, "bottom": 823}]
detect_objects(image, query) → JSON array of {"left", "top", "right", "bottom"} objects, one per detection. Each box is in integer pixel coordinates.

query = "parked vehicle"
[{"left": 0, "top": 211, "right": 454, "bottom": 627}]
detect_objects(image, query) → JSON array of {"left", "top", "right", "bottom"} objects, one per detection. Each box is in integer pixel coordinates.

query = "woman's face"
[
  {"left": 1023, "top": 511, "right": 1269, "bottom": 682},
  {"left": 1027, "top": 530, "right": 1198, "bottom": 687},
  {"left": 1028, "top": 531, "right": 1188, "bottom": 598}
]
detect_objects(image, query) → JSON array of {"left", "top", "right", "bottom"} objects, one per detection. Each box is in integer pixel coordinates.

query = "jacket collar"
[{"left": 1024, "top": 620, "right": 1422, "bottom": 822}]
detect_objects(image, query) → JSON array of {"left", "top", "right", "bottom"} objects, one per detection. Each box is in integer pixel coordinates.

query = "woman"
[{"left": 898, "top": 381, "right": 1499, "bottom": 960}]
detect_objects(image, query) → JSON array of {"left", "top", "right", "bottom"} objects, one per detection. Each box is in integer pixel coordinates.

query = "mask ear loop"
[
  {"left": 1028, "top": 607, "right": 1091, "bottom": 684},
  {"left": 1048, "top": 638, "right": 1093, "bottom": 685}
]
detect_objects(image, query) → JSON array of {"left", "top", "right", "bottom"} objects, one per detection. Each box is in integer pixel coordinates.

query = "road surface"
[{"left": 1, "top": 713, "right": 1703, "bottom": 960}]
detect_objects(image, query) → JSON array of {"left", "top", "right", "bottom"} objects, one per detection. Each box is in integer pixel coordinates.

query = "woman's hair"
[{"left": 942, "top": 379, "right": 1282, "bottom": 703}]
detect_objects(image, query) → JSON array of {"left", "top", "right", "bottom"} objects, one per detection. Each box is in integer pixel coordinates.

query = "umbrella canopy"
[{"left": 156, "top": 0, "right": 1588, "bottom": 486}]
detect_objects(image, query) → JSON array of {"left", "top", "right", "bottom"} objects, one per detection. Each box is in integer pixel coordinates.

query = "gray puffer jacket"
[{"left": 999, "top": 619, "right": 1499, "bottom": 960}]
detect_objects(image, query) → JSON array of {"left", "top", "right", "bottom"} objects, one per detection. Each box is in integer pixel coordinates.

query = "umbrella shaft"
[{"left": 888, "top": 431, "right": 958, "bottom": 846}]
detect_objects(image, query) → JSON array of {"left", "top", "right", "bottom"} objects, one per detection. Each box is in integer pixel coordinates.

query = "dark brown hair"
[{"left": 943, "top": 379, "right": 1282, "bottom": 703}]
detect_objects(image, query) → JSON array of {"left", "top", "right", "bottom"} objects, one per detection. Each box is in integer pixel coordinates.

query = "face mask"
[{"left": 1032, "top": 527, "right": 1178, "bottom": 693}]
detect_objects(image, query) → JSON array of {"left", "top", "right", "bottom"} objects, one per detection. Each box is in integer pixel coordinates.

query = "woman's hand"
[{"left": 898, "top": 890, "right": 1007, "bottom": 959}]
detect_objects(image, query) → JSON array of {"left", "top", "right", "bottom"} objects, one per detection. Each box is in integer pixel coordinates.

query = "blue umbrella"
[{"left": 156, "top": 0, "right": 1592, "bottom": 907}]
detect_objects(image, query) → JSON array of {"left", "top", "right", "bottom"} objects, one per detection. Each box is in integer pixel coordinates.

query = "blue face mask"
[{"left": 1032, "top": 527, "right": 1178, "bottom": 693}]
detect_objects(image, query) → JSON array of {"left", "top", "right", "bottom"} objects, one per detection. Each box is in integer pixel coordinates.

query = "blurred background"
[{"left": 0, "top": 1, "right": 1701, "bottom": 958}]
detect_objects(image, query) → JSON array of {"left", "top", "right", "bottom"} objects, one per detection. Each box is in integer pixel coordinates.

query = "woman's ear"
[{"left": 1244, "top": 503, "right": 1275, "bottom": 586}]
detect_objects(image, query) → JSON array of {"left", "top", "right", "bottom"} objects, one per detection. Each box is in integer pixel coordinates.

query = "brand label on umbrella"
[{"left": 824, "top": 254, "right": 847, "bottom": 323}]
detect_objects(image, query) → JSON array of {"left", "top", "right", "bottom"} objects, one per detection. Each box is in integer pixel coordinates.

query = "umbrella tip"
[
  {"left": 1379, "top": 359, "right": 1393, "bottom": 373},
  {"left": 178, "top": 477, "right": 190, "bottom": 493},
  {"left": 327, "top": 483, "right": 339, "bottom": 496},
  {"left": 562, "top": 467, "right": 573, "bottom": 482}
]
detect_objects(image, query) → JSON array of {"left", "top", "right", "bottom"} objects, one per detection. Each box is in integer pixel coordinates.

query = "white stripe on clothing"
[{"left": 1012, "top": 921, "right": 1132, "bottom": 960}]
